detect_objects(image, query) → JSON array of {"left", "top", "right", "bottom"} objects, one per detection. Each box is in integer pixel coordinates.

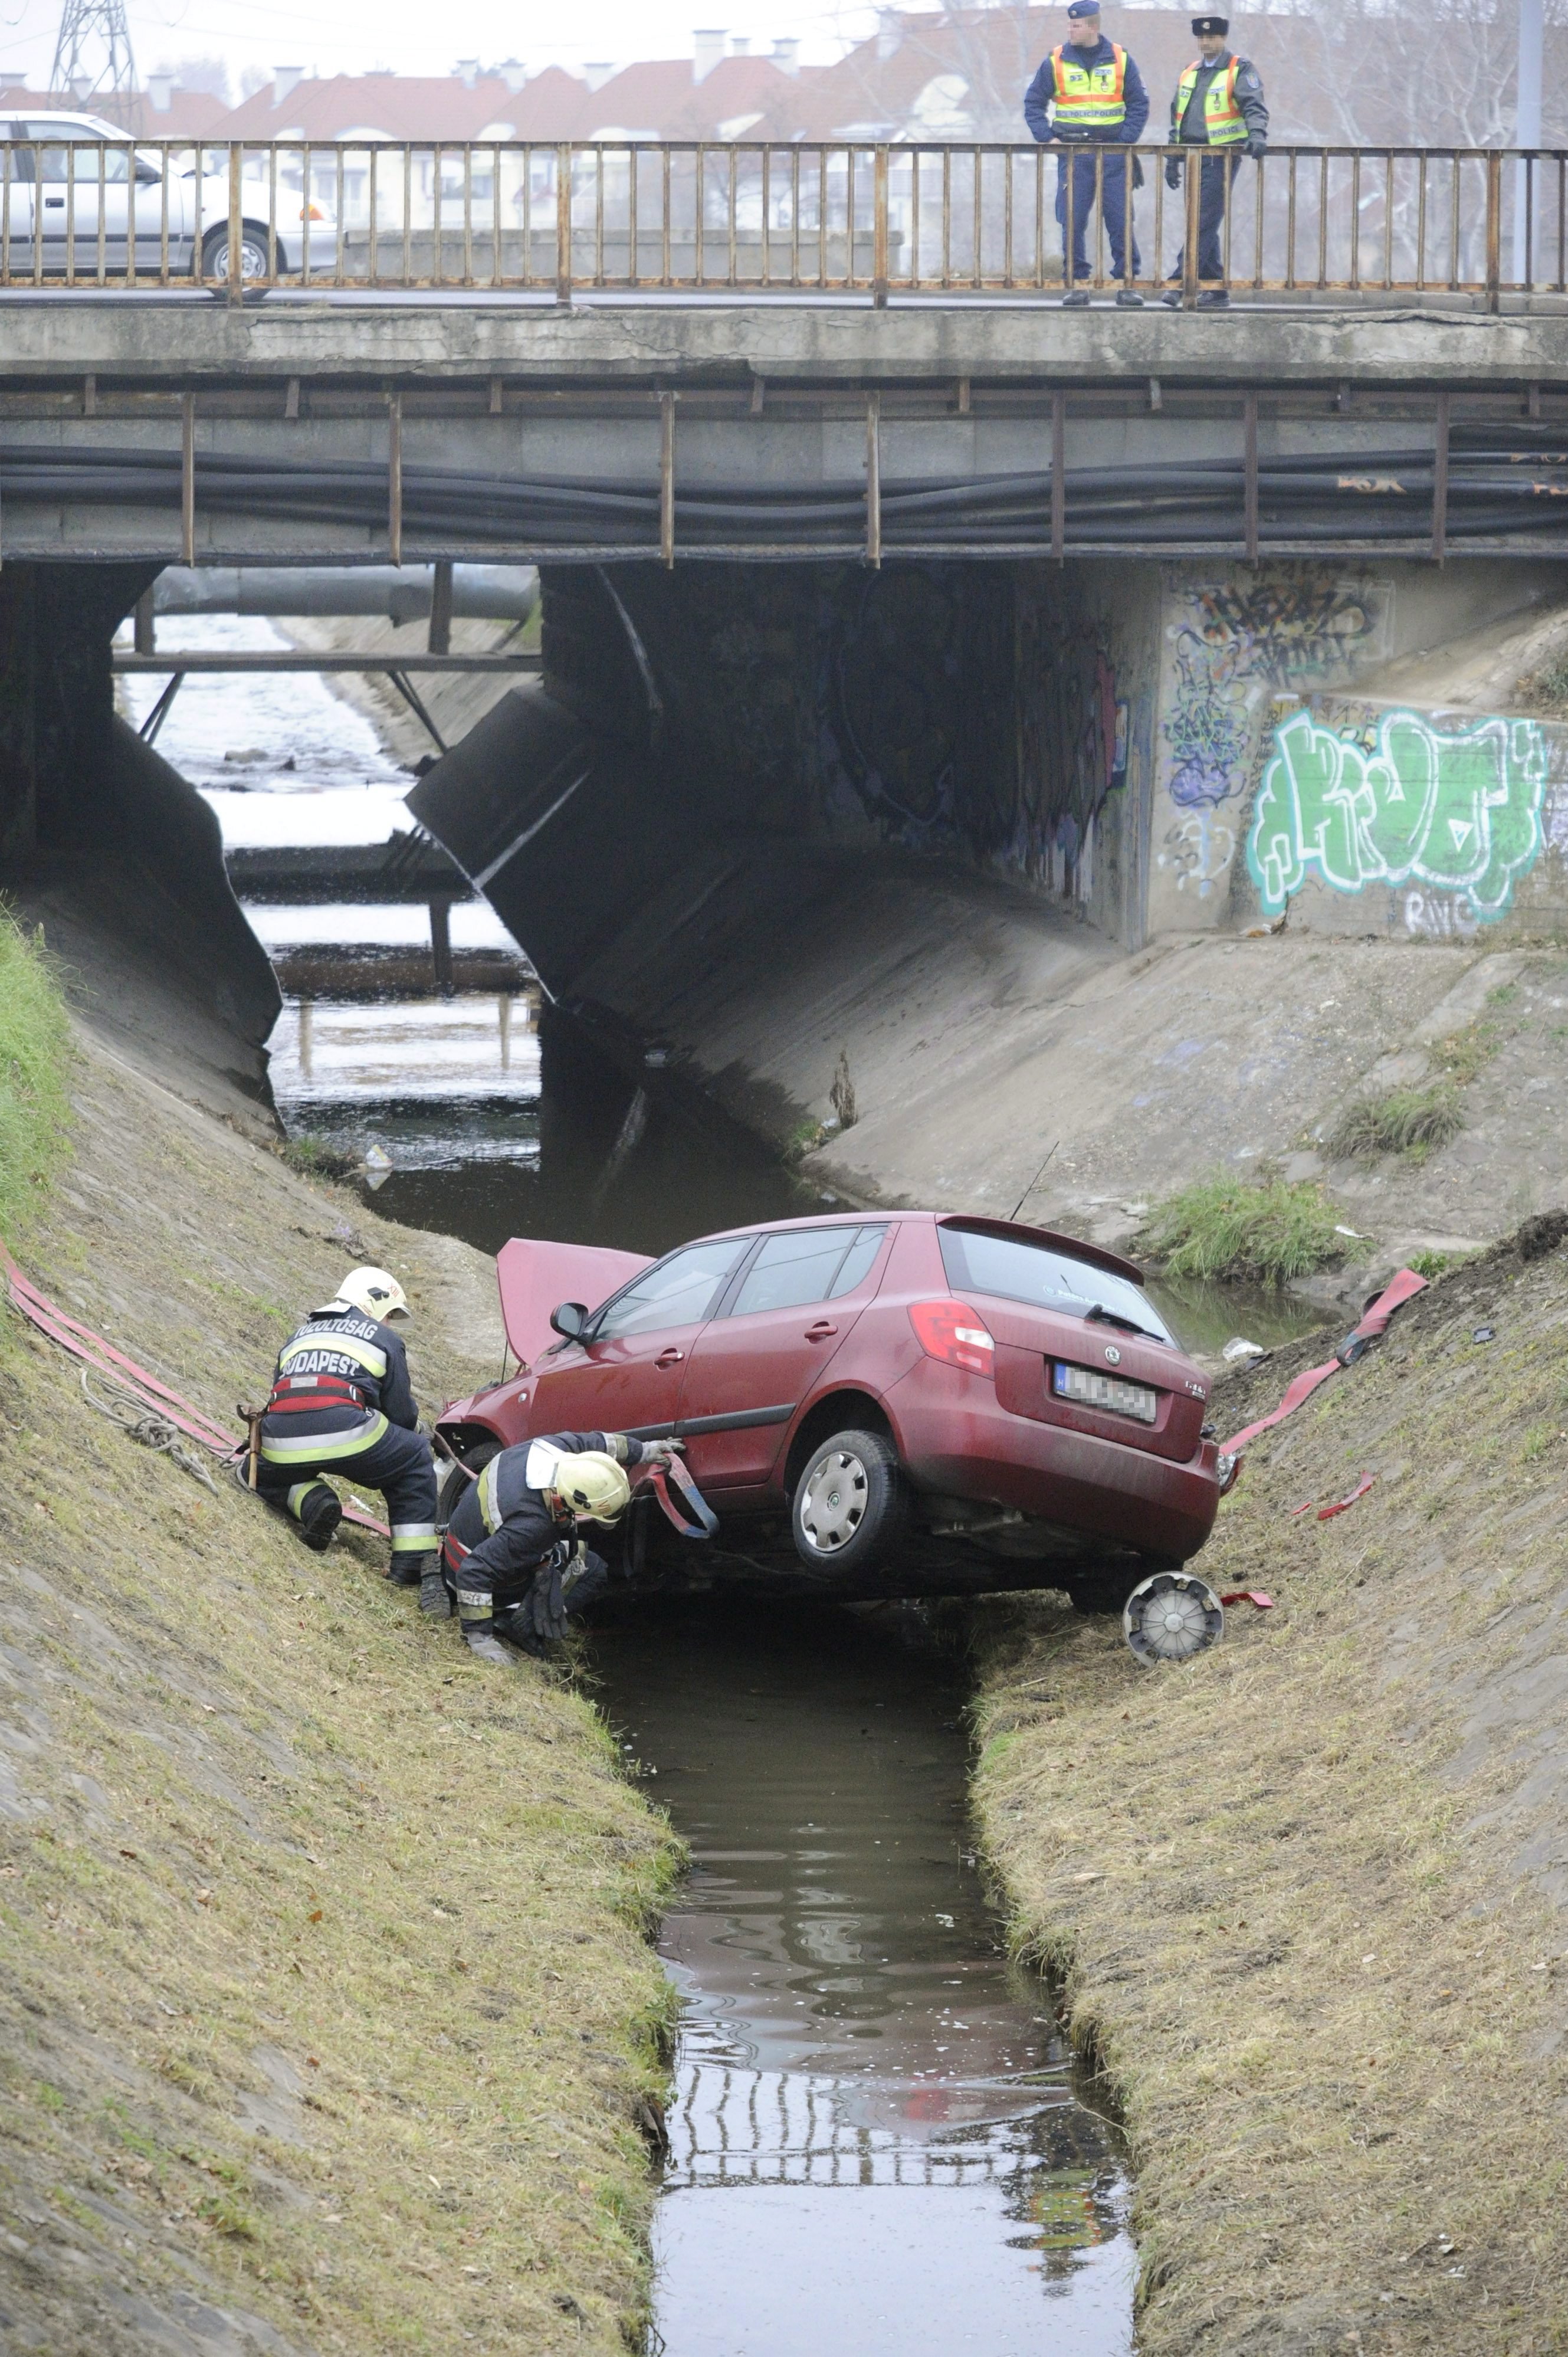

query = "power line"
[{"left": 50, "top": 0, "right": 139, "bottom": 115}]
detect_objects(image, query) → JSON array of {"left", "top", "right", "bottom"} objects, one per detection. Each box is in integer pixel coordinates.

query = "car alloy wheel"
[{"left": 798, "top": 1447, "right": 868, "bottom": 1555}]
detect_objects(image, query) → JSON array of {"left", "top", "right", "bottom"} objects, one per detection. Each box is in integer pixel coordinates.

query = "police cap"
[
  {"left": 1066, "top": 2, "right": 1101, "bottom": 18},
  {"left": 1191, "top": 12, "right": 1229, "bottom": 29}
]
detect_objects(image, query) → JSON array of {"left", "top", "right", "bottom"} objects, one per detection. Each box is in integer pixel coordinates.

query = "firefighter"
[
  {"left": 1160, "top": 15, "right": 1268, "bottom": 308},
  {"left": 441, "top": 1430, "right": 681, "bottom": 1665},
  {"left": 255, "top": 1267, "right": 442, "bottom": 1611},
  {"left": 1024, "top": 0, "right": 1150, "bottom": 306}
]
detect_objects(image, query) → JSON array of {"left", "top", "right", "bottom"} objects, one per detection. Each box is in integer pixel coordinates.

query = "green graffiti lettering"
[{"left": 1246, "top": 707, "right": 1546, "bottom": 920}]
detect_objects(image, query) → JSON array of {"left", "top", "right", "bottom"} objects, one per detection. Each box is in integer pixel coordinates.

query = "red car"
[{"left": 434, "top": 1212, "right": 1223, "bottom": 1607}]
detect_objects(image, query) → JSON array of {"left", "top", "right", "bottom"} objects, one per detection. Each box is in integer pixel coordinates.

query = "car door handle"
[
  {"left": 655, "top": 1347, "right": 685, "bottom": 1368},
  {"left": 44, "top": 197, "right": 63, "bottom": 207},
  {"left": 805, "top": 1320, "right": 839, "bottom": 1341}
]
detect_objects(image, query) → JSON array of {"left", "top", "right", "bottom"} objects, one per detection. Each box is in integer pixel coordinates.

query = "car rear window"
[{"left": 937, "top": 1225, "right": 1173, "bottom": 1344}]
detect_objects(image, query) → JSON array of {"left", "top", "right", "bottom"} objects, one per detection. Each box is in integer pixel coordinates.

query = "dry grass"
[
  {"left": 0, "top": 1029, "right": 681, "bottom": 2355},
  {"left": 969, "top": 1229, "right": 1568, "bottom": 2356}
]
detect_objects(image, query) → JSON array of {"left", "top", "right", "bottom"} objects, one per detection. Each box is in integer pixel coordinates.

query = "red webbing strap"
[
  {"left": 3, "top": 1237, "right": 391, "bottom": 1539},
  {"left": 3, "top": 1240, "right": 235, "bottom": 1454},
  {"left": 1221, "top": 1267, "right": 1428, "bottom": 1455},
  {"left": 649, "top": 1455, "right": 719, "bottom": 1540}
]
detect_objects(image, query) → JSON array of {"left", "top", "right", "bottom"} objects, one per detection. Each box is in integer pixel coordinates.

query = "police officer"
[
  {"left": 442, "top": 1430, "right": 682, "bottom": 1666},
  {"left": 1161, "top": 15, "right": 1267, "bottom": 308},
  {"left": 255, "top": 1266, "right": 442, "bottom": 1611},
  {"left": 1025, "top": 0, "right": 1150, "bottom": 306}
]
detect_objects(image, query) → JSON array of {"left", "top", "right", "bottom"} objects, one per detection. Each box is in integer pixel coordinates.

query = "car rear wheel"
[
  {"left": 791, "top": 1430, "right": 910, "bottom": 1576},
  {"left": 199, "top": 223, "right": 275, "bottom": 282}
]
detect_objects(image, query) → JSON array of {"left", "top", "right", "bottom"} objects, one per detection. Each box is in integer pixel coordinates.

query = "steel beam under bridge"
[{"left": 4, "top": 303, "right": 1568, "bottom": 563}]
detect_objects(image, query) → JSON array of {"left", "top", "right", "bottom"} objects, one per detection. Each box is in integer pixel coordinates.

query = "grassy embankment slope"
[
  {"left": 973, "top": 1222, "right": 1568, "bottom": 2356},
  {"left": 0, "top": 917, "right": 679, "bottom": 2355}
]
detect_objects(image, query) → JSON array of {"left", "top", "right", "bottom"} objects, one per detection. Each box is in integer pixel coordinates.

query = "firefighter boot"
[
  {"left": 291, "top": 1481, "right": 342, "bottom": 1553},
  {"left": 419, "top": 1558, "right": 452, "bottom": 1619}
]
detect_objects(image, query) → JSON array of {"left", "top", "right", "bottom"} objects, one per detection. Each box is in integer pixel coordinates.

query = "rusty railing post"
[
  {"left": 1484, "top": 149, "right": 1502, "bottom": 312},
  {"left": 1183, "top": 152, "right": 1201, "bottom": 305},
  {"left": 872, "top": 144, "right": 890, "bottom": 306},
  {"left": 227, "top": 143, "right": 243, "bottom": 303},
  {"left": 556, "top": 143, "right": 573, "bottom": 303}
]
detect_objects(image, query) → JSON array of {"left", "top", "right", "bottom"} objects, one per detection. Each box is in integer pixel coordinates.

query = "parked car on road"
[
  {"left": 1, "top": 113, "right": 328, "bottom": 277},
  {"left": 435, "top": 1212, "right": 1223, "bottom": 1607}
]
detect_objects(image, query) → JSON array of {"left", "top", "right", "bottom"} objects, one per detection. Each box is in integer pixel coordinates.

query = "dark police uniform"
[
  {"left": 257, "top": 1300, "right": 438, "bottom": 1573},
  {"left": 1163, "top": 16, "right": 1268, "bottom": 303},
  {"left": 442, "top": 1430, "right": 652, "bottom": 1651},
  {"left": 1024, "top": 3, "right": 1150, "bottom": 297}
]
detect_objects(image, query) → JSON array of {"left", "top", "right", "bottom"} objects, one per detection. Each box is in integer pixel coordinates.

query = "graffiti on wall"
[
  {"left": 1246, "top": 707, "right": 1549, "bottom": 920},
  {"left": 1162, "top": 571, "right": 1385, "bottom": 812}
]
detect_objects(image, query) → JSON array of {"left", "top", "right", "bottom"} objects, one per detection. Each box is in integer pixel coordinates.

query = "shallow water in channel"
[{"left": 591, "top": 1607, "right": 1136, "bottom": 2357}]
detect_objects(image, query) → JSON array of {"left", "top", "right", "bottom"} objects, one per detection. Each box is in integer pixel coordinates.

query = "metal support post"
[
  {"left": 181, "top": 390, "right": 195, "bottom": 564},
  {"left": 133, "top": 585, "right": 155, "bottom": 654},
  {"left": 1244, "top": 390, "right": 1259, "bottom": 565},
  {"left": 1183, "top": 156, "right": 1201, "bottom": 306},
  {"left": 1431, "top": 391, "right": 1450, "bottom": 565},
  {"left": 429, "top": 896, "right": 455, "bottom": 995},
  {"left": 1051, "top": 389, "right": 1065, "bottom": 565},
  {"left": 660, "top": 391, "right": 676, "bottom": 569},
  {"left": 388, "top": 391, "right": 402, "bottom": 568},
  {"left": 872, "top": 145, "right": 890, "bottom": 307},
  {"left": 556, "top": 144, "right": 572, "bottom": 304},
  {"left": 865, "top": 392, "right": 881, "bottom": 567},
  {"left": 428, "top": 559, "right": 453, "bottom": 654},
  {"left": 1485, "top": 150, "right": 1503, "bottom": 313}
]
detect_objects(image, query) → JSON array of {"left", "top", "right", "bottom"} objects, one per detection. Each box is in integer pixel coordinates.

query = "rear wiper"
[{"left": 1084, "top": 1302, "right": 1159, "bottom": 1341}]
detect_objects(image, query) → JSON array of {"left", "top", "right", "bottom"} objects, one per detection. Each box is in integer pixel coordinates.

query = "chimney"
[
  {"left": 693, "top": 28, "right": 726, "bottom": 81},
  {"left": 272, "top": 64, "right": 303, "bottom": 106},
  {"left": 771, "top": 37, "right": 799, "bottom": 74},
  {"left": 497, "top": 57, "right": 527, "bottom": 91},
  {"left": 730, "top": 33, "right": 750, "bottom": 53},
  {"left": 876, "top": 10, "right": 903, "bottom": 60},
  {"left": 456, "top": 57, "right": 480, "bottom": 87},
  {"left": 583, "top": 61, "right": 615, "bottom": 90},
  {"left": 147, "top": 71, "right": 173, "bottom": 112}
]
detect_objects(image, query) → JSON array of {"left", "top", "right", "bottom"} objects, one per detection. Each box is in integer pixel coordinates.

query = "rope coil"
[{"left": 79, "top": 1369, "right": 220, "bottom": 1493}]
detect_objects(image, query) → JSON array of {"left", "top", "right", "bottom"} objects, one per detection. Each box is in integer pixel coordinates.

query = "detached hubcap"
[{"left": 801, "top": 1450, "right": 868, "bottom": 1553}]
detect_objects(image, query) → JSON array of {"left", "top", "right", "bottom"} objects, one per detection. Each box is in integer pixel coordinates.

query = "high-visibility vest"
[
  {"left": 1175, "top": 56, "right": 1248, "bottom": 145},
  {"left": 1049, "top": 42, "right": 1129, "bottom": 133}
]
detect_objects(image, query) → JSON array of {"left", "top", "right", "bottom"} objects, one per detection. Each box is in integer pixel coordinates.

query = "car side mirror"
[
  {"left": 550, "top": 1301, "right": 588, "bottom": 1340},
  {"left": 135, "top": 159, "right": 160, "bottom": 184}
]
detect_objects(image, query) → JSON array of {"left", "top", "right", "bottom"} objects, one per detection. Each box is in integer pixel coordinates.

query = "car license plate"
[{"left": 1053, "top": 1362, "right": 1159, "bottom": 1424}]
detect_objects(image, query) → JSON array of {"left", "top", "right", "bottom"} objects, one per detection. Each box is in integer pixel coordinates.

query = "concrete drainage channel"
[{"left": 111, "top": 625, "right": 1337, "bottom": 2351}]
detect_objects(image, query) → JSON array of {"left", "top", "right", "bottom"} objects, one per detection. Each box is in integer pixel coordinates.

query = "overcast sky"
[{"left": 1, "top": 0, "right": 883, "bottom": 91}]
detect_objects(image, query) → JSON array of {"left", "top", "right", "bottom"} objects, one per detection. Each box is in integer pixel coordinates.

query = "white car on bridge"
[{"left": 1, "top": 112, "right": 330, "bottom": 278}]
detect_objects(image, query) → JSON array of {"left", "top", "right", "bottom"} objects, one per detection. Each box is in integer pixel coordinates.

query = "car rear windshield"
[{"left": 937, "top": 1225, "right": 1174, "bottom": 1345}]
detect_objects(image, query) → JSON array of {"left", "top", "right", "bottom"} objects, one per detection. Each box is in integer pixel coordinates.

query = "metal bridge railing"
[{"left": 0, "top": 137, "right": 1561, "bottom": 308}]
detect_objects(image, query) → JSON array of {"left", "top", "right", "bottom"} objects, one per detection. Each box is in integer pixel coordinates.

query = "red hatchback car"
[{"left": 434, "top": 1212, "right": 1223, "bottom": 1607}]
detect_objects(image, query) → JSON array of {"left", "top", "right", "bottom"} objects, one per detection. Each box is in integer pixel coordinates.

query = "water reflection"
[{"left": 592, "top": 1607, "right": 1136, "bottom": 2357}]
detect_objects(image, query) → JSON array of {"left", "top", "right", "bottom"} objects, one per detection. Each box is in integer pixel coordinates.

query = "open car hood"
[{"left": 496, "top": 1236, "right": 651, "bottom": 1372}]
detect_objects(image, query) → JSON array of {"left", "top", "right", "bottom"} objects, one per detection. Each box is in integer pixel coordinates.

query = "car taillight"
[
  {"left": 301, "top": 204, "right": 324, "bottom": 220},
  {"left": 909, "top": 1298, "right": 995, "bottom": 1380}
]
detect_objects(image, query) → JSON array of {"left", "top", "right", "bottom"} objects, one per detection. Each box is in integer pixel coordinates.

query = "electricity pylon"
[{"left": 50, "top": 0, "right": 139, "bottom": 114}]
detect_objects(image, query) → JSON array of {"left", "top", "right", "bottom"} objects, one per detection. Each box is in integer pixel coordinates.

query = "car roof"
[{"left": 693, "top": 1209, "right": 1147, "bottom": 1287}]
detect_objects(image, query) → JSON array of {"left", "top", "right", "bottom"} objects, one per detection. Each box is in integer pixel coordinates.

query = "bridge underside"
[{"left": 0, "top": 301, "right": 1566, "bottom": 565}]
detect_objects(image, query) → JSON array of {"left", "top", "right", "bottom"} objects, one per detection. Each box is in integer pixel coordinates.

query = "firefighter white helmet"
[
  {"left": 335, "top": 1267, "right": 409, "bottom": 1321},
  {"left": 547, "top": 1450, "right": 632, "bottom": 1525}
]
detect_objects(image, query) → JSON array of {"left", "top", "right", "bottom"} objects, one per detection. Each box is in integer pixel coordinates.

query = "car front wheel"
[
  {"left": 790, "top": 1429, "right": 910, "bottom": 1577},
  {"left": 437, "top": 1438, "right": 498, "bottom": 1530}
]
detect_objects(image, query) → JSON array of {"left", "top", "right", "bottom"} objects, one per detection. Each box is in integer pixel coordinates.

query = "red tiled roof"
[
  {"left": 219, "top": 68, "right": 593, "bottom": 143},
  {"left": 0, "top": 83, "right": 233, "bottom": 138}
]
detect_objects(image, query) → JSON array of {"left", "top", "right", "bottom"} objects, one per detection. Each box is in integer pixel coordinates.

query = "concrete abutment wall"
[{"left": 0, "top": 559, "right": 281, "bottom": 1127}]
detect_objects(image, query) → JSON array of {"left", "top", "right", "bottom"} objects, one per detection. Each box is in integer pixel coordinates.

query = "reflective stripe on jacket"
[
  {"left": 260, "top": 1409, "right": 389, "bottom": 1463},
  {"left": 1049, "top": 41, "right": 1127, "bottom": 131},
  {"left": 1174, "top": 56, "right": 1248, "bottom": 144}
]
